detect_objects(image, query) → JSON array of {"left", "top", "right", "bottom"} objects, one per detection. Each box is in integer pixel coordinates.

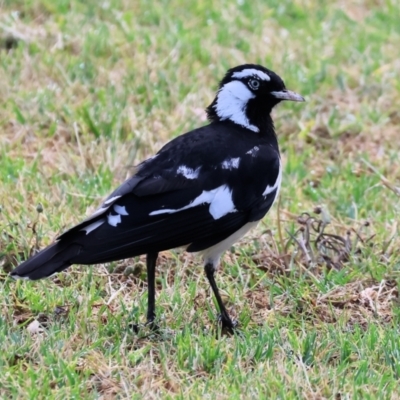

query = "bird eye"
[{"left": 248, "top": 79, "right": 260, "bottom": 90}]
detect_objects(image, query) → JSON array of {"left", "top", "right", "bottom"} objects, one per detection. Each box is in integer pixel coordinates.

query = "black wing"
[
  {"left": 11, "top": 122, "right": 281, "bottom": 280},
  {"left": 58, "top": 122, "right": 281, "bottom": 264}
]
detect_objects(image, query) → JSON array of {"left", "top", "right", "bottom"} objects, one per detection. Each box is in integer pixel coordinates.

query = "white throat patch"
[{"left": 213, "top": 80, "right": 259, "bottom": 133}]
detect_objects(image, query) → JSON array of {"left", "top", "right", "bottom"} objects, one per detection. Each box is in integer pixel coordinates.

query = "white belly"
[{"left": 200, "top": 221, "right": 258, "bottom": 269}]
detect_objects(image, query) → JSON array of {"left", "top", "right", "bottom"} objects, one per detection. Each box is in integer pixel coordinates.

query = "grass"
[{"left": 1, "top": 0, "right": 400, "bottom": 398}]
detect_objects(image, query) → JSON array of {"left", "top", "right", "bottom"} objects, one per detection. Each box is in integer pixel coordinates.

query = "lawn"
[{"left": 1, "top": 0, "right": 400, "bottom": 398}]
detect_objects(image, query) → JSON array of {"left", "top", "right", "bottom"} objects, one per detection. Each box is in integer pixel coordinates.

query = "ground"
[{"left": 1, "top": 0, "right": 400, "bottom": 398}]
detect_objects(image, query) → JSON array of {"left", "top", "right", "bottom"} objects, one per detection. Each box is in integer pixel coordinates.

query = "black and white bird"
[{"left": 11, "top": 64, "right": 304, "bottom": 331}]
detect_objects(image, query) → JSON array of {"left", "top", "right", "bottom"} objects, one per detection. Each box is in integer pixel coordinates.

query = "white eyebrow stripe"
[{"left": 232, "top": 69, "right": 270, "bottom": 81}]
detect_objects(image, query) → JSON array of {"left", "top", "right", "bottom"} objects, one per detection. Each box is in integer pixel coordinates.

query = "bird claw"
[
  {"left": 128, "top": 322, "right": 141, "bottom": 334},
  {"left": 146, "top": 319, "right": 160, "bottom": 332},
  {"left": 128, "top": 319, "right": 160, "bottom": 334},
  {"left": 217, "top": 314, "right": 238, "bottom": 334}
]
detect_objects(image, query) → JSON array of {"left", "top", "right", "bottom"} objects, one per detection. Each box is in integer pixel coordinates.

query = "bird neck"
[{"left": 206, "top": 100, "right": 278, "bottom": 142}]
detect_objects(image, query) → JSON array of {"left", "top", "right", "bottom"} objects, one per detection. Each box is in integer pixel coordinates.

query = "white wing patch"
[
  {"left": 90, "top": 206, "right": 109, "bottom": 218},
  {"left": 113, "top": 204, "right": 129, "bottom": 215},
  {"left": 213, "top": 80, "right": 259, "bottom": 133},
  {"left": 177, "top": 165, "right": 200, "bottom": 180},
  {"left": 208, "top": 185, "right": 236, "bottom": 219},
  {"left": 221, "top": 157, "right": 240, "bottom": 170},
  {"left": 263, "top": 160, "right": 282, "bottom": 196},
  {"left": 149, "top": 184, "right": 236, "bottom": 220},
  {"left": 104, "top": 195, "right": 122, "bottom": 206},
  {"left": 232, "top": 68, "right": 270, "bottom": 81},
  {"left": 107, "top": 204, "right": 129, "bottom": 227},
  {"left": 246, "top": 146, "right": 259, "bottom": 157},
  {"left": 107, "top": 213, "right": 121, "bottom": 227},
  {"left": 81, "top": 219, "right": 105, "bottom": 235},
  {"left": 84, "top": 196, "right": 125, "bottom": 226}
]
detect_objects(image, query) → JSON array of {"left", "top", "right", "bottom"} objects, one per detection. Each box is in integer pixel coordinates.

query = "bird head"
[{"left": 206, "top": 64, "right": 304, "bottom": 133}]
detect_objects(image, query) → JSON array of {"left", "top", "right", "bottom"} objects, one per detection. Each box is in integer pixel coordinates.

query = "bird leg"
[
  {"left": 204, "top": 262, "right": 238, "bottom": 332},
  {"left": 146, "top": 252, "right": 159, "bottom": 329}
]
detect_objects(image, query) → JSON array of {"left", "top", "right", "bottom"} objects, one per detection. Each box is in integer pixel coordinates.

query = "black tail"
[{"left": 10, "top": 241, "right": 82, "bottom": 280}]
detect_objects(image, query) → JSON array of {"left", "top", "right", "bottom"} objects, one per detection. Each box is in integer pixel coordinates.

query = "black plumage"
[{"left": 11, "top": 64, "right": 304, "bottom": 331}]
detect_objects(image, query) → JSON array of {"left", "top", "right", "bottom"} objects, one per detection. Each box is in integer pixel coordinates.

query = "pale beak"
[{"left": 270, "top": 90, "right": 305, "bottom": 102}]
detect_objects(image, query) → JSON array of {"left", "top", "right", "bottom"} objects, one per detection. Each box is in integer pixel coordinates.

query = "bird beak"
[{"left": 270, "top": 90, "right": 305, "bottom": 102}]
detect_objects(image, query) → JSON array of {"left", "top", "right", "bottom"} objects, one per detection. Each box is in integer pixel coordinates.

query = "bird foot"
[
  {"left": 217, "top": 314, "right": 238, "bottom": 335},
  {"left": 128, "top": 318, "right": 160, "bottom": 334},
  {"left": 145, "top": 318, "right": 160, "bottom": 332},
  {"left": 129, "top": 322, "right": 141, "bottom": 334}
]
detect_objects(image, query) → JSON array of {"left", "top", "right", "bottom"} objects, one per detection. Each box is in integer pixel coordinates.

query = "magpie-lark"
[{"left": 11, "top": 64, "right": 304, "bottom": 331}]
